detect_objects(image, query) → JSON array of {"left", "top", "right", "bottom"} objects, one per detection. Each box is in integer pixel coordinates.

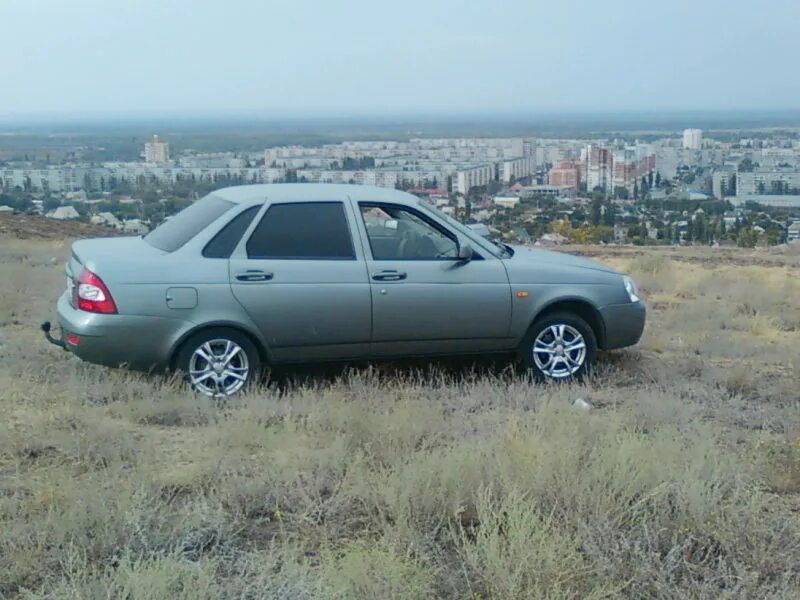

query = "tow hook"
[{"left": 41, "top": 321, "right": 67, "bottom": 350}]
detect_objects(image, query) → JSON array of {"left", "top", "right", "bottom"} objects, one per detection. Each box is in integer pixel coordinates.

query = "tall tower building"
[
  {"left": 585, "top": 144, "right": 612, "bottom": 192},
  {"left": 144, "top": 134, "right": 170, "bottom": 165},
  {"left": 682, "top": 129, "right": 703, "bottom": 150}
]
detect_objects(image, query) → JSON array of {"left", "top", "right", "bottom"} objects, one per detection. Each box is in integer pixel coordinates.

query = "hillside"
[
  {"left": 0, "top": 213, "right": 116, "bottom": 240},
  {"left": 0, "top": 233, "right": 798, "bottom": 598}
]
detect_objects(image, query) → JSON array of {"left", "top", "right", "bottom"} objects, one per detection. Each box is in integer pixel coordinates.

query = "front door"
[
  {"left": 230, "top": 200, "right": 371, "bottom": 362},
  {"left": 357, "top": 202, "right": 512, "bottom": 356}
]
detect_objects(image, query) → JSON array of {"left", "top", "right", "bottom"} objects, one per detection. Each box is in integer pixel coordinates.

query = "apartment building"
[
  {"left": 611, "top": 144, "right": 656, "bottom": 192},
  {"left": 548, "top": 159, "right": 581, "bottom": 188},
  {"left": 682, "top": 129, "right": 703, "bottom": 150},
  {"left": 143, "top": 135, "right": 169, "bottom": 165},
  {"left": 712, "top": 170, "right": 737, "bottom": 198},
  {"left": 584, "top": 145, "right": 612, "bottom": 191},
  {"left": 453, "top": 165, "right": 494, "bottom": 195},
  {"left": 499, "top": 157, "right": 536, "bottom": 183},
  {"left": 736, "top": 169, "right": 800, "bottom": 195}
]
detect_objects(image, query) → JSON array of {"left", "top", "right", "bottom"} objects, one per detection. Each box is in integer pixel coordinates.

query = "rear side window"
[
  {"left": 144, "top": 194, "right": 234, "bottom": 252},
  {"left": 203, "top": 205, "right": 260, "bottom": 258},
  {"left": 246, "top": 202, "right": 355, "bottom": 259}
]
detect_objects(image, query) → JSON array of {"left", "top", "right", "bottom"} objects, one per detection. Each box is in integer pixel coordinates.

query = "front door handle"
[
  {"left": 372, "top": 270, "right": 407, "bottom": 281},
  {"left": 235, "top": 270, "right": 274, "bottom": 282}
]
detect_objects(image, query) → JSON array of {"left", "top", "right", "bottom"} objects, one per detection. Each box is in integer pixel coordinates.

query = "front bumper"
[
  {"left": 44, "top": 292, "right": 191, "bottom": 371},
  {"left": 598, "top": 301, "right": 646, "bottom": 350}
]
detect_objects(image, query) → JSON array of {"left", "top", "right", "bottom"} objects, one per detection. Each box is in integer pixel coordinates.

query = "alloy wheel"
[
  {"left": 188, "top": 338, "right": 250, "bottom": 397},
  {"left": 532, "top": 323, "right": 587, "bottom": 379}
]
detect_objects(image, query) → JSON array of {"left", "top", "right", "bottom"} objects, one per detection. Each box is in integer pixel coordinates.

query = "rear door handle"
[
  {"left": 372, "top": 270, "right": 407, "bottom": 281},
  {"left": 235, "top": 270, "right": 274, "bottom": 282}
]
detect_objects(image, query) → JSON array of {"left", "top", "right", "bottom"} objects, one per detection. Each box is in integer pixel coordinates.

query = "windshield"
[
  {"left": 419, "top": 200, "right": 505, "bottom": 257},
  {"left": 144, "top": 194, "right": 234, "bottom": 252}
]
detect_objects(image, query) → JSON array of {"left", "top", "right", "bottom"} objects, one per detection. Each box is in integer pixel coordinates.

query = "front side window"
[
  {"left": 360, "top": 203, "right": 458, "bottom": 260},
  {"left": 246, "top": 202, "right": 355, "bottom": 259}
]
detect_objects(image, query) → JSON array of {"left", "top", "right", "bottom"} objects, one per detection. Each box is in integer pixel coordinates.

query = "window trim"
[
  {"left": 245, "top": 201, "right": 357, "bottom": 261},
  {"left": 358, "top": 202, "right": 474, "bottom": 262}
]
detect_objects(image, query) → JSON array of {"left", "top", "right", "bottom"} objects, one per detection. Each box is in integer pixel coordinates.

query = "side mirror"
[{"left": 457, "top": 243, "right": 474, "bottom": 261}]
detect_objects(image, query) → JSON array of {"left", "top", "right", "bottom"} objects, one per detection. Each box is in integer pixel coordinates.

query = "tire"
[
  {"left": 175, "top": 328, "right": 261, "bottom": 397},
  {"left": 519, "top": 312, "right": 597, "bottom": 382}
]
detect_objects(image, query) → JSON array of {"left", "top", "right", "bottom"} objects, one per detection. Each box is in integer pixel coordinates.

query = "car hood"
[{"left": 506, "top": 245, "right": 620, "bottom": 274}]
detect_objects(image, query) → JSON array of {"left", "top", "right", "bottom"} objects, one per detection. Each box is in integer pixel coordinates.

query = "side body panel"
[
  {"left": 228, "top": 198, "right": 372, "bottom": 362},
  {"left": 66, "top": 208, "right": 270, "bottom": 369},
  {"left": 350, "top": 199, "right": 514, "bottom": 357},
  {"left": 502, "top": 251, "right": 633, "bottom": 346}
]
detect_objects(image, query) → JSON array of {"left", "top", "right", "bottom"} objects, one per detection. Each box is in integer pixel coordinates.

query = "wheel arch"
[
  {"left": 528, "top": 297, "right": 606, "bottom": 349},
  {"left": 169, "top": 321, "right": 271, "bottom": 369}
]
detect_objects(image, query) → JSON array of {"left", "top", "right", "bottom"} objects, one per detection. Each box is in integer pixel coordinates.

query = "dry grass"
[{"left": 1, "top": 238, "right": 799, "bottom": 598}]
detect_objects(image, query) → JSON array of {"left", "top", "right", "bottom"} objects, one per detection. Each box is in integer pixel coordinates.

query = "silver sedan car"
[{"left": 43, "top": 184, "right": 645, "bottom": 396}]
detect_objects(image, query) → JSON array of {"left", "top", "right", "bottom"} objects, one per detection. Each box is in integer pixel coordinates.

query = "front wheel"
[
  {"left": 175, "top": 328, "right": 261, "bottom": 397},
  {"left": 519, "top": 312, "right": 597, "bottom": 381}
]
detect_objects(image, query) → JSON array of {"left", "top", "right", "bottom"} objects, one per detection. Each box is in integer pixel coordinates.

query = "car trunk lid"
[
  {"left": 67, "top": 237, "right": 165, "bottom": 306},
  {"left": 70, "top": 236, "right": 163, "bottom": 273}
]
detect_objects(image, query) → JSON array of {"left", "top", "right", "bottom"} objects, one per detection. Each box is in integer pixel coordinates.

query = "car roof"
[{"left": 211, "top": 183, "right": 421, "bottom": 206}]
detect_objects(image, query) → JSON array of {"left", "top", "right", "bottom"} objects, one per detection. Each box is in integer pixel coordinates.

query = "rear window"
[{"left": 144, "top": 194, "right": 234, "bottom": 252}]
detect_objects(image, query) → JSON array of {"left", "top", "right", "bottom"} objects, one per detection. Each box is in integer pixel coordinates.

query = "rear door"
[
  {"left": 229, "top": 200, "right": 371, "bottom": 362},
  {"left": 355, "top": 202, "right": 512, "bottom": 356}
]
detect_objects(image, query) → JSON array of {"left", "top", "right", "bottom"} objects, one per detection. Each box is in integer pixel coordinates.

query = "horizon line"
[{"left": 2, "top": 107, "right": 800, "bottom": 120}]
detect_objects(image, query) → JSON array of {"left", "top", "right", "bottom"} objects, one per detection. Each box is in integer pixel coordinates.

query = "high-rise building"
[
  {"left": 584, "top": 145, "right": 613, "bottom": 192},
  {"left": 144, "top": 135, "right": 170, "bottom": 165},
  {"left": 682, "top": 129, "right": 703, "bottom": 150},
  {"left": 611, "top": 144, "right": 656, "bottom": 193}
]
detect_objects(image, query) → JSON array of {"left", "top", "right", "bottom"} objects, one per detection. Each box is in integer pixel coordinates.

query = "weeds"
[{"left": 1, "top": 241, "right": 799, "bottom": 598}]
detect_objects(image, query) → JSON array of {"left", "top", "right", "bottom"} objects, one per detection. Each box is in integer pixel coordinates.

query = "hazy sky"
[{"left": 1, "top": 0, "right": 798, "bottom": 117}]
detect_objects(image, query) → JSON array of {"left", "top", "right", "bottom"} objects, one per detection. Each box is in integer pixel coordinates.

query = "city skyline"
[
  {"left": 2, "top": 126, "right": 799, "bottom": 250},
  {"left": 2, "top": 0, "right": 799, "bottom": 117}
]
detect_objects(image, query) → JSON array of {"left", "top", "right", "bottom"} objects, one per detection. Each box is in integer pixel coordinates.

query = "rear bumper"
[
  {"left": 48, "top": 292, "right": 190, "bottom": 371},
  {"left": 598, "top": 301, "right": 646, "bottom": 350}
]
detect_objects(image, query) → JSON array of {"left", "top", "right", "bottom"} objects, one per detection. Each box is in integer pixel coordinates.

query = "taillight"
[{"left": 74, "top": 268, "right": 117, "bottom": 314}]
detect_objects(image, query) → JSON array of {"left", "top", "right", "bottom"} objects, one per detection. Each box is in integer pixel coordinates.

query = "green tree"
[
  {"left": 738, "top": 158, "right": 755, "bottom": 172},
  {"left": 603, "top": 203, "right": 616, "bottom": 226},
  {"left": 737, "top": 228, "right": 756, "bottom": 248},
  {"left": 766, "top": 229, "right": 781, "bottom": 246},
  {"left": 590, "top": 197, "right": 602, "bottom": 225},
  {"left": 693, "top": 213, "right": 708, "bottom": 243}
]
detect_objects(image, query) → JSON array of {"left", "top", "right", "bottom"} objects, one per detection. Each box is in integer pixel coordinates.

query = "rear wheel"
[
  {"left": 520, "top": 312, "right": 596, "bottom": 381},
  {"left": 175, "top": 328, "right": 261, "bottom": 397}
]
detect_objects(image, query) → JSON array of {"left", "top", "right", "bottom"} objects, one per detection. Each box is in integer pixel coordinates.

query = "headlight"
[{"left": 623, "top": 276, "right": 640, "bottom": 303}]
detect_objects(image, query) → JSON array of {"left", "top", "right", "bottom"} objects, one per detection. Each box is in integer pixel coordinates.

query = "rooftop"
[{"left": 211, "top": 183, "right": 419, "bottom": 205}]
